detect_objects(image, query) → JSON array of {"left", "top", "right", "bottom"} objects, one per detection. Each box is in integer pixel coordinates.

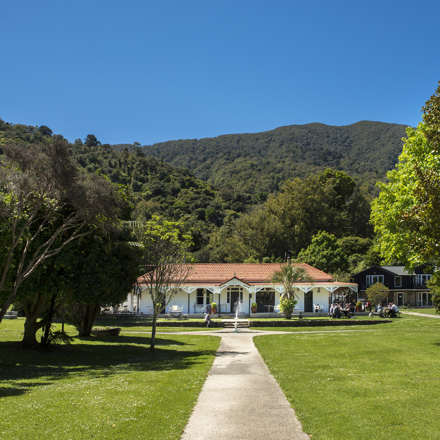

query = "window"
[
  {"left": 394, "top": 276, "right": 402, "bottom": 287},
  {"left": 196, "top": 289, "right": 204, "bottom": 305},
  {"left": 415, "top": 274, "right": 431, "bottom": 285},
  {"left": 366, "top": 275, "right": 384, "bottom": 286}
]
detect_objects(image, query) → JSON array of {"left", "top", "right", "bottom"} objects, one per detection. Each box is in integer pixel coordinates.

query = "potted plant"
[
  {"left": 279, "top": 296, "right": 298, "bottom": 319},
  {"left": 211, "top": 302, "right": 217, "bottom": 314},
  {"left": 356, "top": 301, "right": 362, "bottom": 312},
  {"left": 251, "top": 302, "right": 258, "bottom": 313}
]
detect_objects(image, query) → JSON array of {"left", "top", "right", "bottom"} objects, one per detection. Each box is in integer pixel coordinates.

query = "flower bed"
[{"left": 91, "top": 327, "right": 121, "bottom": 336}]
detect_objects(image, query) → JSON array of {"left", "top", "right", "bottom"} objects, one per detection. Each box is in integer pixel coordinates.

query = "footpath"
[
  {"left": 401, "top": 311, "right": 440, "bottom": 318},
  {"left": 179, "top": 329, "right": 310, "bottom": 440}
]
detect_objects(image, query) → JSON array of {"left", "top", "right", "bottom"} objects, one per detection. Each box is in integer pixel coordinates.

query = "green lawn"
[
  {"left": 254, "top": 314, "right": 440, "bottom": 440},
  {"left": 403, "top": 307, "right": 437, "bottom": 315},
  {"left": 0, "top": 318, "right": 220, "bottom": 440}
]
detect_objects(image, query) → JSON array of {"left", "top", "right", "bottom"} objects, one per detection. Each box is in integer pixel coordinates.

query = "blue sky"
[{"left": 1, "top": 0, "right": 439, "bottom": 145}]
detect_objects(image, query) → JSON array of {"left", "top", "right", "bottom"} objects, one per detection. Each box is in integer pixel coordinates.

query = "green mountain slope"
[{"left": 115, "top": 121, "right": 408, "bottom": 195}]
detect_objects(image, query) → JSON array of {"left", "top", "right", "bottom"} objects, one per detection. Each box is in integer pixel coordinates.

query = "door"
[
  {"left": 256, "top": 289, "right": 275, "bottom": 313},
  {"left": 228, "top": 287, "right": 243, "bottom": 313},
  {"left": 230, "top": 290, "right": 239, "bottom": 313},
  {"left": 304, "top": 291, "right": 313, "bottom": 312},
  {"left": 397, "top": 293, "right": 404, "bottom": 307},
  {"left": 417, "top": 292, "right": 430, "bottom": 307}
]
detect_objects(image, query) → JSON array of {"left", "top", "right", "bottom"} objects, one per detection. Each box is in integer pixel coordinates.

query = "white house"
[{"left": 126, "top": 263, "right": 358, "bottom": 316}]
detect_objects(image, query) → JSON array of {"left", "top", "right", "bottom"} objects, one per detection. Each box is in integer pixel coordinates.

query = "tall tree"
[
  {"left": 137, "top": 217, "right": 193, "bottom": 351},
  {"left": 0, "top": 138, "right": 122, "bottom": 323},
  {"left": 64, "top": 226, "right": 140, "bottom": 337},
  {"left": 296, "top": 231, "right": 349, "bottom": 274},
  {"left": 371, "top": 123, "right": 439, "bottom": 266},
  {"left": 371, "top": 82, "right": 440, "bottom": 267}
]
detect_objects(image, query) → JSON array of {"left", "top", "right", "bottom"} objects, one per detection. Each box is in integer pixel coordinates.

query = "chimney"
[{"left": 285, "top": 250, "right": 292, "bottom": 265}]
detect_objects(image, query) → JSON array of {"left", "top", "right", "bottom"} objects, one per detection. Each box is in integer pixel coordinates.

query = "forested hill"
[{"left": 113, "top": 121, "right": 408, "bottom": 195}]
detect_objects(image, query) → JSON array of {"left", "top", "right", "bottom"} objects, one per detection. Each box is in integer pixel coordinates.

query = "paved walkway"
[{"left": 179, "top": 329, "right": 310, "bottom": 440}]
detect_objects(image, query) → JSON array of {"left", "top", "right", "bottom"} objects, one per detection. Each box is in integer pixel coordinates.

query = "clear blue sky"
[{"left": 1, "top": 0, "right": 439, "bottom": 146}]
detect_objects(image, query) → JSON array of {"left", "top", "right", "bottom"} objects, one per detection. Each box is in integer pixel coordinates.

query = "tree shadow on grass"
[
  {"left": 81, "top": 333, "right": 187, "bottom": 346},
  {"left": 0, "top": 382, "right": 52, "bottom": 398},
  {"left": 0, "top": 333, "right": 218, "bottom": 393}
]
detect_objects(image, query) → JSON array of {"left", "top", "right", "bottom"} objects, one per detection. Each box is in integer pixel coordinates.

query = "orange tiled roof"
[{"left": 139, "top": 263, "right": 334, "bottom": 285}]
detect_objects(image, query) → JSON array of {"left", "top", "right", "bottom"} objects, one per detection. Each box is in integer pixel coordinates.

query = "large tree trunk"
[
  {"left": 150, "top": 312, "right": 158, "bottom": 352},
  {"left": 21, "top": 292, "right": 48, "bottom": 347},
  {"left": 22, "top": 314, "right": 46, "bottom": 347},
  {"left": 21, "top": 291, "right": 66, "bottom": 348},
  {"left": 40, "top": 291, "right": 58, "bottom": 348},
  {"left": 78, "top": 303, "right": 101, "bottom": 337}
]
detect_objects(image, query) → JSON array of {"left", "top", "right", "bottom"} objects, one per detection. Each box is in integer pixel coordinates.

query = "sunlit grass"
[
  {"left": 0, "top": 318, "right": 220, "bottom": 440},
  {"left": 403, "top": 307, "right": 437, "bottom": 315},
  {"left": 254, "top": 314, "right": 440, "bottom": 440}
]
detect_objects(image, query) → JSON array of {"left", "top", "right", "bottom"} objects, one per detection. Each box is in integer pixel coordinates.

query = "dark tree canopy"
[
  {"left": 0, "top": 137, "right": 124, "bottom": 322},
  {"left": 37, "top": 125, "right": 53, "bottom": 136}
]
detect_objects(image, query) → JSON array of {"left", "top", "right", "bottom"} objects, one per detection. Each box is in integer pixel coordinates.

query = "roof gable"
[
  {"left": 219, "top": 277, "right": 251, "bottom": 287},
  {"left": 352, "top": 265, "right": 411, "bottom": 277}
]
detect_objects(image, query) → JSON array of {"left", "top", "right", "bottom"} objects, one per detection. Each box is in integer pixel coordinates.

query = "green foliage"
[
  {"left": 372, "top": 83, "right": 440, "bottom": 268},
  {"left": 371, "top": 123, "right": 440, "bottom": 267},
  {"left": 296, "top": 231, "right": 349, "bottom": 273},
  {"left": 278, "top": 297, "right": 298, "bottom": 319},
  {"left": 270, "top": 264, "right": 311, "bottom": 318},
  {"left": 0, "top": 137, "right": 124, "bottom": 323},
  {"left": 421, "top": 81, "right": 440, "bottom": 151},
  {"left": 133, "top": 121, "right": 408, "bottom": 196},
  {"left": 214, "top": 169, "right": 373, "bottom": 263},
  {"left": 427, "top": 272, "right": 440, "bottom": 313},
  {"left": 137, "top": 216, "right": 193, "bottom": 350},
  {"left": 68, "top": 138, "right": 239, "bottom": 252},
  {"left": 365, "top": 282, "right": 389, "bottom": 306}
]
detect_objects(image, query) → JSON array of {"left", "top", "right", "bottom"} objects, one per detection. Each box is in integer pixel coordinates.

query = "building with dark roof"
[{"left": 352, "top": 265, "right": 432, "bottom": 307}]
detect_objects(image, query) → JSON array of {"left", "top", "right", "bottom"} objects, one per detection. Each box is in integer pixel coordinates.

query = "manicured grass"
[
  {"left": 254, "top": 314, "right": 440, "bottom": 440},
  {"left": 403, "top": 307, "right": 437, "bottom": 315},
  {"left": 0, "top": 318, "right": 220, "bottom": 440}
]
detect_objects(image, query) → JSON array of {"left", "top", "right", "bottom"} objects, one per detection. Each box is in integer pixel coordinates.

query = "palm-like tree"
[{"left": 270, "top": 264, "right": 312, "bottom": 318}]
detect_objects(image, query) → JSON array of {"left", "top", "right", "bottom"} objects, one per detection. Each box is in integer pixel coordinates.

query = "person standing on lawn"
[{"left": 204, "top": 312, "right": 211, "bottom": 327}]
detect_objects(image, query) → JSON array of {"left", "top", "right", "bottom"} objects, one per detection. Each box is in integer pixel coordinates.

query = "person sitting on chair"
[
  {"left": 389, "top": 302, "right": 399, "bottom": 318},
  {"left": 329, "top": 303, "right": 335, "bottom": 317}
]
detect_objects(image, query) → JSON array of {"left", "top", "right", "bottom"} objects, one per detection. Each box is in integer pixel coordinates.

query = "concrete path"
[{"left": 180, "top": 329, "right": 310, "bottom": 440}]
